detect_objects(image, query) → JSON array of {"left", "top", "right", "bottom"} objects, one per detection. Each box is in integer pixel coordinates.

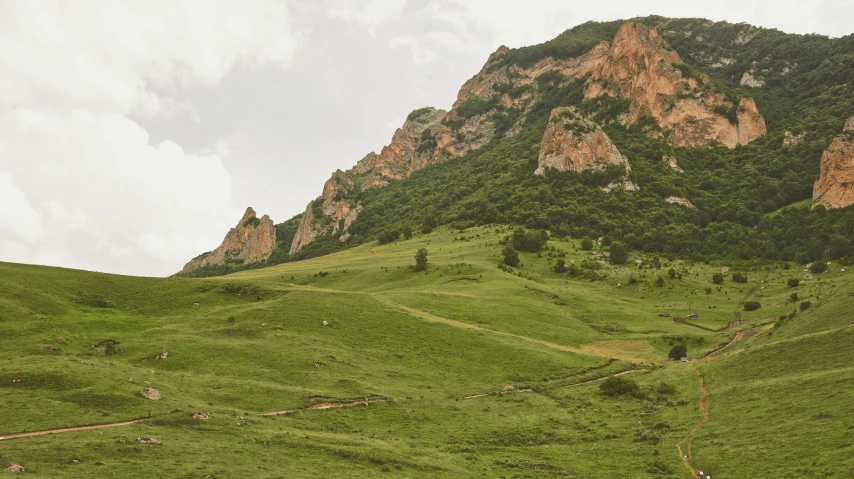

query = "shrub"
[
  {"left": 810, "top": 262, "right": 828, "bottom": 274},
  {"left": 580, "top": 236, "right": 594, "bottom": 251},
  {"left": 502, "top": 244, "right": 520, "bottom": 267},
  {"left": 378, "top": 230, "right": 400, "bottom": 244},
  {"left": 712, "top": 273, "right": 724, "bottom": 284},
  {"left": 511, "top": 228, "right": 548, "bottom": 252},
  {"left": 656, "top": 276, "right": 665, "bottom": 287},
  {"left": 609, "top": 242, "right": 628, "bottom": 264},
  {"left": 668, "top": 268, "right": 676, "bottom": 279},
  {"left": 403, "top": 226, "right": 413, "bottom": 239},
  {"left": 554, "top": 259, "right": 566, "bottom": 273},
  {"left": 732, "top": 272, "right": 748, "bottom": 283},
  {"left": 790, "top": 292, "right": 799, "bottom": 302},
  {"left": 668, "top": 344, "right": 687, "bottom": 360},
  {"left": 744, "top": 301, "right": 761, "bottom": 311},
  {"left": 414, "top": 248, "right": 428, "bottom": 271},
  {"left": 787, "top": 278, "right": 800, "bottom": 288},
  {"left": 799, "top": 301, "right": 812, "bottom": 311},
  {"left": 421, "top": 225, "right": 433, "bottom": 234},
  {"left": 600, "top": 376, "right": 640, "bottom": 398}
]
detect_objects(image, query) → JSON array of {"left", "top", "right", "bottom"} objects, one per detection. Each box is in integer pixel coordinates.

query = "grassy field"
[{"left": 1, "top": 226, "right": 851, "bottom": 477}]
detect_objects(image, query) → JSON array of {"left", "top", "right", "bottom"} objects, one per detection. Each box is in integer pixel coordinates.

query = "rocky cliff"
[
  {"left": 535, "top": 107, "right": 630, "bottom": 176},
  {"left": 289, "top": 20, "right": 768, "bottom": 253},
  {"left": 182, "top": 207, "right": 276, "bottom": 273},
  {"left": 813, "top": 117, "right": 854, "bottom": 209}
]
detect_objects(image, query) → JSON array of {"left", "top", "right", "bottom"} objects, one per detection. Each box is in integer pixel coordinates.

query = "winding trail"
[
  {"left": 0, "top": 418, "right": 149, "bottom": 441},
  {"left": 263, "top": 398, "right": 391, "bottom": 417},
  {"left": 676, "top": 367, "right": 709, "bottom": 476}
]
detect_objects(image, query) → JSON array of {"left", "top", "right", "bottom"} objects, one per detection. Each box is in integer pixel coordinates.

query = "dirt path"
[
  {"left": 702, "top": 330, "right": 746, "bottom": 360},
  {"left": 0, "top": 418, "right": 149, "bottom": 441},
  {"left": 676, "top": 367, "right": 709, "bottom": 476},
  {"left": 263, "top": 398, "right": 391, "bottom": 417}
]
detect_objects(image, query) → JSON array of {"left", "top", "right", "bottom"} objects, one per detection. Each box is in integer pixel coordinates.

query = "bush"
[
  {"left": 799, "top": 301, "right": 812, "bottom": 311},
  {"left": 378, "top": 230, "right": 400, "bottom": 244},
  {"left": 656, "top": 276, "right": 665, "bottom": 287},
  {"left": 580, "top": 236, "right": 594, "bottom": 251},
  {"left": 712, "top": 273, "right": 724, "bottom": 284},
  {"left": 600, "top": 376, "right": 640, "bottom": 398},
  {"left": 732, "top": 272, "right": 748, "bottom": 283},
  {"left": 414, "top": 248, "right": 428, "bottom": 271},
  {"left": 668, "top": 344, "right": 687, "bottom": 360},
  {"left": 421, "top": 225, "right": 433, "bottom": 234},
  {"left": 502, "top": 244, "right": 520, "bottom": 267},
  {"left": 668, "top": 268, "right": 676, "bottom": 279},
  {"left": 403, "top": 226, "right": 413, "bottom": 239},
  {"left": 744, "top": 301, "right": 762, "bottom": 311},
  {"left": 787, "top": 278, "right": 800, "bottom": 287},
  {"left": 609, "top": 242, "right": 628, "bottom": 264},
  {"left": 790, "top": 292, "right": 799, "bottom": 302},
  {"left": 554, "top": 258, "right": 566, "bottom": 273},
  {"left": 810, "top": 262, "right": 828, "bottom": 274},
  {"left": 512, "top": 228, "right": 548, "bottom": 252}
]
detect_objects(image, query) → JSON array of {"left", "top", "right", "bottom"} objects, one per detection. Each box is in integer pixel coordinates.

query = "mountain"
[{"left": 181, "top": 16, "right": 854, "bottom": 276}]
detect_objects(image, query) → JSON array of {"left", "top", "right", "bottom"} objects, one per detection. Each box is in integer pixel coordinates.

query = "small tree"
[
  {"left": 414, "top": 248, "right": 428, "bottom": 271},
  {"left": 502, "top": 244, "right": 520, "bottom": 267},
  {"left": 799, "top": 300, "right": 812, "bottom": 311},
  {"left": 810, "top": 262, "right": 828, "bottom": 274},
  {"left": 403, "top": 226, "right": 413, "bottom": 240},
  {"left": 656, "top": 276, "right": 665, "bottom": 287},
  {"left": 580, "top": 236, "right": 594, "bottom": 251},
  {"left": 610, "top": 242, "right": 628, "bottom": 264},
  {"left": 744, "top": 301, "right": 761, "bottom": 311},
  {"left": 668, "top": 268, "right": 676, "bottom": 279},
  {"left": 787, "top": 278, "right": 800, "bottom": 288},
  {"left": 732, "top": 272, "right": 748, "bottom": 283},
  {"left": 554, "top": 258, "right": 566, "bottom": 273},
  {"left": 668, "top": 344, "right": 687, "bottom": 360},
  {"left": 600, "top": 376, "right": 640, "bottom": 398},
  {"left": 712, "top": 273, "right": 724, "bottom": 284},
  {"left": 790, "top": 292, "right": 799, "bottom": 302}
]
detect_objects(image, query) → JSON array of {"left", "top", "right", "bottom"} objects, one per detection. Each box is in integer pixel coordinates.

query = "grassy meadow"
[{"left": 1, "top": 226, "right": 852, "bottom": 477}]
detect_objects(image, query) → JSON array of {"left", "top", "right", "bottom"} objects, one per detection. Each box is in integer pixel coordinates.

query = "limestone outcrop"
[
  {"left": 182, "top": 207, "right": 275, "bottom": 273},
  {"left": 535, "top": 107, "right": 630, "bottom": 175},
  {"left": 289, "top": 21, "right": 768, "bottom": 252},
  {"left": 813, "top": 117, "right": 854, "bottom": 209}
]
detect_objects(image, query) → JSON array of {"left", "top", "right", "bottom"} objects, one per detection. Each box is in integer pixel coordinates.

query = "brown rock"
[
  {"left": 736, "top": 98, "right": 767, "bottom": 145},
  {"left": 137, "top": 437, "right": 160, "bottom": 444},
  {"left": 663, "top": 155, "right": 683, "bottom": 173},
  {"left": 665, "top": 196, "right": 694, "bottom": 208},
  {"left": 535, "top": 107, "right": 630, "bottom": 175},
  {"left": 4, "top": 465, "right": 24, "bottom": 473},
  {"left": 813, "top": 117, "right": 854, "bottom": 209},
  {"left": 783, "top": 131, "right": 804, "bottom": 147},
  {"left": 182, "top": 207, "right": 276, "bottom": 273},
  {"left": 140, "top": 388, "right": 161, "bottom": 400}
]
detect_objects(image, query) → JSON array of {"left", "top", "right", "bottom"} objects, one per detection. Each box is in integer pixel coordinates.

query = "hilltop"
[{"left": 178, "top": 16, "right": 854, "bottom": 278}]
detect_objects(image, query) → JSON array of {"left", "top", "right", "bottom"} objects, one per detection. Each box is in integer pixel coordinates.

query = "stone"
[
  {"left": 665, "top": 196, "right": 694, "bottom": 208},
  {"left": 813, "top": 117, "right": 854, "bottom": 209},
  {"left": 740, "top": 71, "right": 764, "bottom": 88},
  {"left": 181, "top": 207, "right": 276, "bottom": 274},
  {"left": 535, "top": 108, "right": 630, "bottom": 176},
  {"left": 140, "top": 388, "right": 161, "bottom": 400},
  {"left": 193, "top": 413, "right": 211, "bottom": 420},
  {"left": 4, "top": 465, "right": 24, "bottom": 473},
  {"left": 783, "top": 131, "right": 804, "bottom": 147},
  {"left": 137, "top": 437, "right": 160, "bottom": 444},
  {"left": 662, "top": 155, "right": 683, "bottom": 173}
]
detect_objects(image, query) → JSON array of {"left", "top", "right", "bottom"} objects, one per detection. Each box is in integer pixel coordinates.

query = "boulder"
[
  {"left": 140, "top": 388, "right": 161, "bottom": 400},
  {"left": 813, "top": 117, "right": 854, "bottom": 209}
]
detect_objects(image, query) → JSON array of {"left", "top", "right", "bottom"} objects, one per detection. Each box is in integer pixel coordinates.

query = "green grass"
[{"left": 1, "top": 226, "right": 852, "bottom": 477}]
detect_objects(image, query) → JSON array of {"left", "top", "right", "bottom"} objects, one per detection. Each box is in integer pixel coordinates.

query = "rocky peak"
[
  {"left": 584, "top": 22, "right": 766, "bottom": 148},
  {"left": 181, "top": 207, "right": 276, "bottom": 273},
  {"left": 535, "top": 107, "right": 631, "bottom": 178},
  {"left": 813, "top": 116, "right": 854, "bottom": 209}
]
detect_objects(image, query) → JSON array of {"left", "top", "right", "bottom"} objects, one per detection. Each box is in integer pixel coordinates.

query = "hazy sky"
[{"left": 1, "top": 0, "right": 852, "bottom": 277}]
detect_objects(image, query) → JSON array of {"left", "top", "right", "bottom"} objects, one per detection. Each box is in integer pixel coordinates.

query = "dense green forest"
[{"left": 182, "top": 17, "right": 854, "bottom": 277}]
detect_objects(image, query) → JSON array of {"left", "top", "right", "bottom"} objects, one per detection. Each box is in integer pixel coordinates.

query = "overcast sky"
[{"left": 1, "top": 0, "right": 852, "bottom": 277}]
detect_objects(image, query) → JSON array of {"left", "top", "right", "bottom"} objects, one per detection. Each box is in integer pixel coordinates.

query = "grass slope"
[{"left": 1, "top": 226, "right": 851, "bottom": 477}]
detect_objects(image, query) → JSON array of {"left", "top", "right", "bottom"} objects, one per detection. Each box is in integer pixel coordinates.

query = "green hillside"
[{"left": 2, "top": 226, "right": 852, "bottom": 477}]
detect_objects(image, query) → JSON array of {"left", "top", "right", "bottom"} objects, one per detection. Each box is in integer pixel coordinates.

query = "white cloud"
[
  {"left": 0, "top": 172, "right": 42, "bottom": 242},
  {"left": 0, "top": 0, "right": 303, "bottom": 276},
  {"left": 324, "top": 0, "right": 407, "bottom": 31}
]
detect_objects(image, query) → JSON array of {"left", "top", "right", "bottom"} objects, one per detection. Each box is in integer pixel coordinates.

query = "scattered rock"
[
  {"left": 314, "top": 362, "right": 325, "bottom": 368},
  {"left": 662, "top": 155, "right": 683, "bottom": 173},
  {"left": 721, "top": 266, "right": 730, "bottom": 273},
  {"left": 740, "top": 71, "right": 764, "bottom": 88},
  {"left": 4, "top": 465, "right": 24, "bottom": 473},
  {"left": 193, "top": 413, "right": 211, "bottom": 420},
  {"left": 136, "top": 437, "right": 160, "bottom": 445},
  {"left": 156, "top": 352, "right": 168, "bottom": 360},
  {"left": 140, "top": 388, "right": 161, "bottom": 400},
  {"left": 44, "top": 345, "right": 58, "bottom": 351},
  {"left": 322, "top": 321, "right": 329, "bottom": 326}
]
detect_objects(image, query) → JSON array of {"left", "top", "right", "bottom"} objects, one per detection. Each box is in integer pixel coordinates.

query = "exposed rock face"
[
  {"left": 783, "top": 131, "right": 805, "bottom": 147},
  {"left": 813, "top": 117, "right": 854, "bottom": 209},
  {"left": 663, "top": 155, "right": 683, "bottom": 173},
  {"left": 290, "top": 21, "right": 767, "bottom": 252},
  {"left": 289, "top": 108, "right": 446, "bottom": 254},
  {"left": 535, "top": 107, "right": 630, "bottom": 176},
  {"left": 665, "top": 196, "right": 694, "bottom": 208},
  {"left": 740, "top": 71, "right": 764, "bottom": 88},
  {"left": 182, "top": 208, "right": 275, "bottom": 273}
]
